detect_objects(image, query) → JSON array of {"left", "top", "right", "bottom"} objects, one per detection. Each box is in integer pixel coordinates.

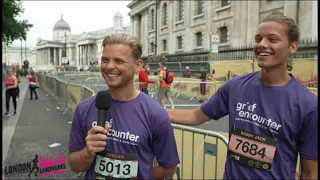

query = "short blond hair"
[{"left": 102, "top": 33, "right": 142, "bottom": 61}]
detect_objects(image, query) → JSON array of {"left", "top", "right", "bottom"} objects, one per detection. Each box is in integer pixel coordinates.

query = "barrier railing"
[{"left": 170, "top": 124, "right": 228, "bottom": 179}]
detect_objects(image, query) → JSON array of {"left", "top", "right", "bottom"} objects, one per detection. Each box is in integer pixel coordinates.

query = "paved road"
[{"left": 2, "top": 78, "right": 81, "bottom": 179}]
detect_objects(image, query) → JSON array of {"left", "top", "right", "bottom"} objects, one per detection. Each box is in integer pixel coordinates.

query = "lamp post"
[
  {"left": 20, "top": 39, "right": 23, "bottom": 66},
  {"left": 25, "top": 37, "right": 27, "bottom": 62}
]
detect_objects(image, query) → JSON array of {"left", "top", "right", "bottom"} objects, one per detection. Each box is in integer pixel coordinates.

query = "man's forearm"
[
  {"left": 300, "top": 170, "right": 318, "bottom": 180},
  {"left": 68, "top": 147, "right": 95, "bottom": 173},
  {"left": 153, "top": 165, "right": 176, "bottom": 179},
  {"left": 166, "top": 109, "right": 197, "bottom": 126}
]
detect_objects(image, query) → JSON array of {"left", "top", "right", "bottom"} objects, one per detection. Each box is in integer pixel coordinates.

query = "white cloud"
[{"left": 10, "top": 1, "right": 132, "bottom": 47}]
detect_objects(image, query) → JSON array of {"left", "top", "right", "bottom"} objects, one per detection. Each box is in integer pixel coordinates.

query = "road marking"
[{"left": 49, "top": 143, "right": 61, "bottom": 148}]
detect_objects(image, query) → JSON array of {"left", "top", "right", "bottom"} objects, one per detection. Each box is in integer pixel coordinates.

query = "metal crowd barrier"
[{"left": 170, "top": 124, "right": 229, "bottom": 179}]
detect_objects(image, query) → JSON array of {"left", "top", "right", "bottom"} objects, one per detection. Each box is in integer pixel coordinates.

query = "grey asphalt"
[{"left": 2, "top": 78, "right": 81, "bottom": 179}]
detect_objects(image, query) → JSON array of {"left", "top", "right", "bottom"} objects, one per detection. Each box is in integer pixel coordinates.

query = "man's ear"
[
  {"left": 289, "top": 41, "right": 299, "bottom": 54},
  {"left": 135, "top": 59, "right": 143, "bottom": 73}
]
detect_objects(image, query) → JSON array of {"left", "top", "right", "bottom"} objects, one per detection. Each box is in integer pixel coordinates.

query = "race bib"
[
  {"left": 95, "top": 151, "right": 138, "bottom": 180},
  {"left": 228, "top": 128, "right": 277, "bottom": 171}
]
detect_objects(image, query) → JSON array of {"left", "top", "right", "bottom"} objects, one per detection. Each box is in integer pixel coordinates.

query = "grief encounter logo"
[
  {"left": 4, "top": 154, "right": 67, "bottom": 178},
  {"left": 235, "top": 102, "right": 283, "bottom": 134}
]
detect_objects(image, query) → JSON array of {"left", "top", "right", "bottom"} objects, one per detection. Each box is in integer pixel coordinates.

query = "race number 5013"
[{"left": 98, "top": 159, "right": 131, "bottom": 175}]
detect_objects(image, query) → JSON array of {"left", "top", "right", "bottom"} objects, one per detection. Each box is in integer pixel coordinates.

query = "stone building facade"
[
  {"left": 127, "top": 0, "right": 318, "bottom": 57},
  {"left": 35, "top": 12, "right": 131, "bottom": 67}
]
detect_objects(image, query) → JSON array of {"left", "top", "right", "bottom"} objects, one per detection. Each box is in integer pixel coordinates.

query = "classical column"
[
  {"left": 312, "top": 0, "right": 318, "bottom": 39},
  {"left": 284, "top": 1, "right": 298, "bottom": 24},
  {"left": 53, "top": 48, "right": 57, "bottom": 65},
  {"left": 59, "top": 48, "right": 62, "bottom": 66},
  {"left": 131, "top": 17, "right": 134, "bottom": 35},
  {"left": 134, "top": 16, "right": 140, "bottom": 39},
  {"left": 47, "top": 48, "right": 50, "bottom": 65},
  {"left": 246, "top": 1, "right": 259, "bottom": 45},
  {"left": 81, "top": 45, "right": 84, "bottom": 66},
  {"left": 85, "top": 45, "right": 87, "bottom": 65},
  {"left": 69, "top": 47, "right": 72, "bottom": 63}
]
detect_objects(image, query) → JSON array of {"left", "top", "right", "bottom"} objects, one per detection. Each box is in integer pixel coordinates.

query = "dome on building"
[
  {"left": 53, "top": 14, "right": 71, "bottom": 31},
  {"left": 114, "top": 11, "right": 123, "bottom": 19}
]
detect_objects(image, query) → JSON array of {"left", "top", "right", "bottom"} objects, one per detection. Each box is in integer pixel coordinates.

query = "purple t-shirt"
[
  {"left": 201, "top": 71, "right": 318, "bottom": 179},
  {"left": 68, "top": 92, "right": 180, "bottom": 179}
]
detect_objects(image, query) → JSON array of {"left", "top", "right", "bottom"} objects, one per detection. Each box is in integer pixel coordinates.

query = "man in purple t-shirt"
[
  {"left": 167, "top": 14, "right": 318, "bottom": 179},
  {"left": 68, "top": 33, "right": 180, "bottom": 179}
]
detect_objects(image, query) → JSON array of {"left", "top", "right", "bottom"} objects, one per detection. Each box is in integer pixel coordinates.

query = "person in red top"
[
  {"left": 138, "top": 64, "right": 154, "bottom": 95},
  {"left": 158, "top": 63, "right": 174, "bottom": 109},
  {"left": 12, "top": 66, "right": 20, "bottom": 101},
  {"left": 26, "top": 70, "right": 39, "bottom": 100},
  {"left": 4, "top": 69, "right": 18, "bottom": 116}
]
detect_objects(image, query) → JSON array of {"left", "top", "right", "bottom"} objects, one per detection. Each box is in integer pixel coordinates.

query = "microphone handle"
[
  {"left": 97, "top": 110, "right": 106, "bottom": 127},
  {"left": 97, "top": 110, "right": 107, "bottom": 156}
]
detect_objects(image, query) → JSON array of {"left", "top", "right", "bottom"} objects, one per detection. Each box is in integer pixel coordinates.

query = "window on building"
[
  {"left": 151, "top": 9, "right": 155, "bottom": 30},
  {"left": 220, "top": 27, "right": 228, "bottom": 43},
  {"left": 178, "top": 0, "right": 183, "bottom": 21},
  {"left": 196, "top": 32, "right": 202, "bottom": 47},
  {"left": 196, "top": 0, "right": 204, "bottom": 15},
  {"left": 150, "top": 42, "right": 154, "bottom": 53},
  {"left": 162, "top": 40, "right": 167, "bottom": 51},
  {"left": 221, "top": 0, "right": 229, "bottom": 7},
  {"left": 163, "top": 3, "right": 168, "bottom": 26},
  {"left": 177, "top": 36, "right": 182, "bottom": 49}
]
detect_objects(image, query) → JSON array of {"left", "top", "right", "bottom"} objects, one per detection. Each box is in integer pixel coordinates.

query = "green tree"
[{"left": 3, "top": 0, "right": 33, "bottom": 46}]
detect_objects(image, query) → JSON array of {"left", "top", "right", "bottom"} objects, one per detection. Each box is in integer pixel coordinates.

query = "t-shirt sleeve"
[
  {"left": 200, "top": 80, "right": 231, "bottom": 120},
  {"left": 152, "top": 117, "right": 180, "bottom": 168},
  {"left": 298, "top": 105, "right": 318, "bottom": 160},
  {"left": 68, "top": 105, "right": 86, "bottom": 152}
]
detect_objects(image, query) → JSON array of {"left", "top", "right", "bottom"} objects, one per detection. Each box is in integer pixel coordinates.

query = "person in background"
[
  {"left": 138, "top": 64, "right": 154, "bottom": 95},
  {"left": 183, "top": 66, "right": 192, "bottom": 78},
  {"left": 26, "top": 70, "right": 39, "bottom": 100},
  {"left": 207, "top": 69, "right": 216, "bottom": 81},
  {"left": 12, "top": 66, "right": 20, "bottom": 101},
  {"left": 198, "top": 67, "right": 207, "bottom": 103},
  {"left": 158, "top": 62, "right": 174, "bottom": 109},
  {"left": 4, "top": 69, "right": 18, "bottom": 116}
]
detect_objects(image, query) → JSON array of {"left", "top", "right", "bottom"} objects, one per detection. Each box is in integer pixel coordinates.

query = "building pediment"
[{"left": 36, "top": 40, "right": 65, "bottom": 49}]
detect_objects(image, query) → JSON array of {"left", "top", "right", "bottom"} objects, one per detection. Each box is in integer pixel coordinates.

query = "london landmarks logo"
[{"left": 4, "top": 154, "right": 67, "bottom": 178}]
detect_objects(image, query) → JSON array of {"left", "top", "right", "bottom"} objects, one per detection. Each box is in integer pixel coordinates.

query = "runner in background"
[
  {"left": 158, "top": 62, "right": 174, "bottom": 109},
  {"left": 166, "top": 14, "right": 318, "bottom": 179},
  {"left": 12, "top": 66, "right": 20, "bottom": 101},
  {"left": 4, "top": 69, "right": 18, "bottom": 116},
  {"left": 138, "top": 64, "right": 154, "bottom": 95},
  {"left": 26, "top": 70, "right": 39, "bottom": 100},
  {"left": 68, "top": 33, "right": 179, "bottom": 179},
  {"left": 198, "top": 67, "right": 207, "bottom": 103}
]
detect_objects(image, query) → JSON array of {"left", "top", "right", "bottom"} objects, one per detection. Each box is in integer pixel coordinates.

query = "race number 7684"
[{"left": 235, "top": 139, "right": 266, "bottom": 158}]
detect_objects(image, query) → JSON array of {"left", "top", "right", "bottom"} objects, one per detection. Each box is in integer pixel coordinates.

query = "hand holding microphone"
[{"left": 84, "top": 91, "right": 112, "bottom": 156}]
